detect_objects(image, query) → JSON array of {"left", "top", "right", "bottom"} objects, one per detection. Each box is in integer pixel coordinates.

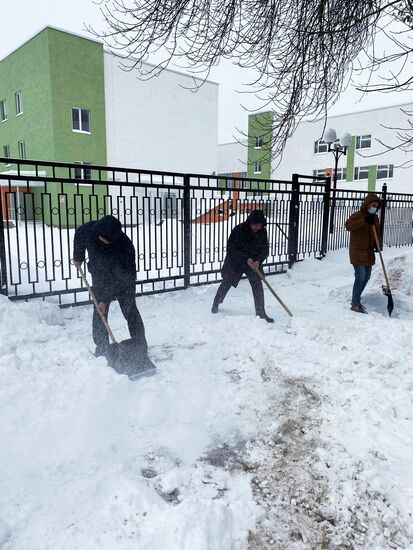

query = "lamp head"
[
  {"left": 340, "top": 132, "right": 352, "bottom": 148},
  {"left": 323, "top": 128, "right": 337, "bottom": 145}
]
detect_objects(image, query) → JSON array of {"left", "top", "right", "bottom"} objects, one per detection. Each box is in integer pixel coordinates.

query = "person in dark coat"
[
  {"left": 72, "top": 215, "right": 147, "bottom": 356},
  {"left": 345, "top": 193, "right": 381, "bottom": 314},
  {"left": 211, "top": 209, "right": 273, "bottom": 322}
]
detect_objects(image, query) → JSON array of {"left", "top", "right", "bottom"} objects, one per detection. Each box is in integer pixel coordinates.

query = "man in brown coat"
[{"left": 345, "top": 193, "right": 381, "bottom": 313}]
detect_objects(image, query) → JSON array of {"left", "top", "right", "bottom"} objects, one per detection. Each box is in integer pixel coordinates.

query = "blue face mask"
[{"left": 367, "top": 207, "right": 377, "bottom": 214}]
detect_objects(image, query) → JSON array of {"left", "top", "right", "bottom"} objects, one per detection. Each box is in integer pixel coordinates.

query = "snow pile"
[{"left": 1, "top": 247, "right": 413, "bottom": 549}]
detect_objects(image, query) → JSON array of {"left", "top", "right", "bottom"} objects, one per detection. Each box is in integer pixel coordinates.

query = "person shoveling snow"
[{"left": 72, "top": 215, "right": 156, "bottom": 379}]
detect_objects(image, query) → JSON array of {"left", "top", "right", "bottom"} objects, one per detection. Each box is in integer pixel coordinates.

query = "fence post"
[
  {"left": 320, "top": 175, "right": 331, "bottom": 257},
  {"left": 380, "top": 183, "right": 387, "bottom": 250},
  {"left": 183, "top": 174, "right": 191, "bottom": 288},
  {"left": 288, "top": 174, "right": 300, "bottom": 268},
  {"left": 0, "top": 192, "right": 8, "bottom": 295}
]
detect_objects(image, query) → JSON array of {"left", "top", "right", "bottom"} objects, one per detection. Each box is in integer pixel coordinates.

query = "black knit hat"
[
  {"left": 246, "top": 209, "right": 267, "bottom": 226},
  {"left": 94, "top": 215, "right": 122, "bottom": 243}
]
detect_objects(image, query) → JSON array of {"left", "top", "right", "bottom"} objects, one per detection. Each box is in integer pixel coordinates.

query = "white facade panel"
[
  {"left": 104, "top": 52, "right": 218, "bottom": 174},
  {"left": 218, "top": 140, "right": 247, "bottom": 174},
  {"left": 272, "top": 103, "right": 413, "bottom": 194}
]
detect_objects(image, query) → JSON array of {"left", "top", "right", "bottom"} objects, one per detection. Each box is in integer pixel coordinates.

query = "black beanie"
[
  {"left": 94, "top": 215, "right": 122, "bottom": 243},
  {"left": 246, "top": 209, "right": 267, "bottom": 226}
]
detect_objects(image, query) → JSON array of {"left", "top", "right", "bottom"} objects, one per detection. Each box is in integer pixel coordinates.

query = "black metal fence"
[{"left": 0, "top": 158, "right": 412, "bottom": 306}]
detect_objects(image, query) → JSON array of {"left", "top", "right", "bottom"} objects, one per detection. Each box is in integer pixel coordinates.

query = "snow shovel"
[
  {"left": 76, "top": 265, "right": 156, "bottom": 379},
  {"left": 372, "top": 226, "right": 394, "bottom": 317},
  {"left": 253, "top": 266, "right": 293, "bottom": 318}
]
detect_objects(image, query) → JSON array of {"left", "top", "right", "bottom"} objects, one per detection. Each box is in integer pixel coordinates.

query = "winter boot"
[
  {"left": 257, "top": 312, "right": 274, "bottom": 323},
  {"left": 350, "top": 304, "right": 368, "bottom": 314},
  {"left": 94, "top": 343, "right": 109, "bottom": 357}
]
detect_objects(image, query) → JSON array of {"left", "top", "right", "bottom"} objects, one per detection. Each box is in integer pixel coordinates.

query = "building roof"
[
  {"left": 0, "top": 26, "right": 102, "bottom": 63},
  {"left": 0, "top": 25, "right": 219, "bottom": 86}
]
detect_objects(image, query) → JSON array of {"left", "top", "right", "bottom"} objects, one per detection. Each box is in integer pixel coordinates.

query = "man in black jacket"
[
  {"left": 211, "top": 209, "right": 273, "bottom": 323},
  {"left": 72, "top": 215, "right": 147, "bottom": 356}
]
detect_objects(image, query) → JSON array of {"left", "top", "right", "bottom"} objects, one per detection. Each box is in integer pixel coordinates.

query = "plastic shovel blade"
[
  {"left": 106, "top": 339, "right": 157, "bottom": 379},
  {"left": 382, "top": 285, "right": 394, "bottom": 317}
]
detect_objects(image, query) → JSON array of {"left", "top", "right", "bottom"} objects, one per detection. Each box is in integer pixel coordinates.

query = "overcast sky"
[{"left": 2, "top": 0, "right": 413, "bottom": 143}]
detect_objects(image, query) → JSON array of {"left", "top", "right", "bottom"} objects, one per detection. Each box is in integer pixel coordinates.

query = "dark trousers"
[
  {"left": 351, "top": 264, "right": 372, "bottom": 305},
  {"left": 213, "top": 269, "right": 266, "bottom": 315},
  {"left": 92, "top": 291, "right": 147, "bottom": 352}
]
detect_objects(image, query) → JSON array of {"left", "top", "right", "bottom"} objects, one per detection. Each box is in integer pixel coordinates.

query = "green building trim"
[
  {"left": 247, "top": 112, "right": 273, "bottom": 183},
  {"left": 345, "top": 136, "right": 356, "bottom": 183},
  {"left": 368, "top": 165, "right": 377, "bottom": 192}
]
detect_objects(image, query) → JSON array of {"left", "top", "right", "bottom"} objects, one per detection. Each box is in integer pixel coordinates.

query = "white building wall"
[
  {"left": 272, "top": 103, "right": 413, "bottom": 194},
  {"left": 104, "top": 52, "right": 218, "bottom": 174},
  {"left": 217, "top": 141, "right": 247, "bottom": 174}
]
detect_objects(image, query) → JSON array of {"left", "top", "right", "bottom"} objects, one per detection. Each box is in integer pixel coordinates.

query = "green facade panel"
[
  {"left": 47, "top": 28, "right": 107, "bottom": 226},
  {"left": 346, "top": 136, "right": 356, "bottom": 183},
  {"left": 247, "top": 112, "right": 273, "bottom": 183},
  {"left": 0, "top": 30, "right": 54, "bottom": 161},
  {"left": 0, "top": 27, "right": 108, "bottom": 226},
  {"left": 368, "top": 165, "right": 377, "bottom": 192},
  {"left": 47, "top": 28, "right": 107, "bottom": 168}
]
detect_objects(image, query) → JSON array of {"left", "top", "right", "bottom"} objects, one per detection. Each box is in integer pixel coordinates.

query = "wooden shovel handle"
[
  {"left": 372, "top": 226, "right": 391, "bottom": 291},
  {"left": 75, "top": 263, "right": 117, "bottom": 344},
  {"left": 254, "top": 266, "right": 293, "bottom": 318}
]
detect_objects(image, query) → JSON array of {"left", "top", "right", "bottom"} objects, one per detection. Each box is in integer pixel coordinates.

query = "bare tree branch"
[{"left": 89, "top": 0, "right": 413, "bottom": 160}]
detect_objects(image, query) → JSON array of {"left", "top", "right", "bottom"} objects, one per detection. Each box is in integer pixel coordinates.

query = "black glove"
[{"left": 365, "top": 213, "right": 375, "bottom": 225}]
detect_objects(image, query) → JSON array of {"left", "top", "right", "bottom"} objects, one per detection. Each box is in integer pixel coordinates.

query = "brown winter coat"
[{"left": 345, "top": 194, "right": 381, "bottom": 266}]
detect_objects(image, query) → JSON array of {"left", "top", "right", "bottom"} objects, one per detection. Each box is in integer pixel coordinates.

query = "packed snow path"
[{"left": 1, "top": 249, "right": 413, "bottom": 549}]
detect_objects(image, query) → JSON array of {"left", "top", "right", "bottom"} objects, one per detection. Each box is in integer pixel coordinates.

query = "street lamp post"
[{"left": 323, "top": 128, "right": 352, "bottom": 234}]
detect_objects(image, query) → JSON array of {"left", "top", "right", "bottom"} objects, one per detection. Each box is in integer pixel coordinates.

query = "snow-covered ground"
[{"left": 1, "top": 247, "right": 413, "bottom": 549}]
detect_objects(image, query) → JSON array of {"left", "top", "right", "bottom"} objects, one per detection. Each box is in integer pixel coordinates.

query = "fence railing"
[{"left": 1, "top": 158, "right": 412, "bottom": 305}]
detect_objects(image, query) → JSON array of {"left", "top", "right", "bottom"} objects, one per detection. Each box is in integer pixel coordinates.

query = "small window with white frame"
[
  {"left": 354, "top": 166, "right": 369, "bottom": 180},
  {"left": 15, "top": 92, "right": 23, "bottom": 116},
  {"left": 74, "top": 161, "right": 92, "bottom": 180},
  {"left": 255, "top": 135, "right": 263, "bottom": 148},
  {"left": 254, "top": 160, "right": 262, "bottom": 174},
  {"left": 377, "top": 164, "right": 394, "bottom": 179},
  {"left": 3, "top": 145, "right": 11, "bottom": 164},
  {"left": 355, "top": 134, "right": 371, "bottom": 149},
  {"left": 0, "top": 99, "right": 7, "bottom": 121},
  {"left": 72, "top": 108, "right": 91, "bottom": 133},
  {"left": 335, "top": 167, "right": 347, "bottom": 181},
  {"left": 314, "top": 140, "right": 329, "bottom": 154},
  {"left": 313, "top": 167, "right": 346, "bottom": 180},
  {"left": 18, "top": 140, "right": 26, "bottom": 159},
  {"left": 313, "top": 169, "right": 327, "bottom": 178}
]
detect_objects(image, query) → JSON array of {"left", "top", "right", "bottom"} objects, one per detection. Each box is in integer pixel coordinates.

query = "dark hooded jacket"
[
  {"left": 345, "top": 194, "right": 381, "bottom": 266},
  {"left": 221, "top": 210, "right": 269, "bottom": 287},
  {"left": 73, "top": 215, "right": 136, "bottom": 302}
]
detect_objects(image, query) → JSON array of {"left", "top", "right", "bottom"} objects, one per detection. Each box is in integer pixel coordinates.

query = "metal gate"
[{"left": 1, "top": 158, "right": 412, "bottom": 306}]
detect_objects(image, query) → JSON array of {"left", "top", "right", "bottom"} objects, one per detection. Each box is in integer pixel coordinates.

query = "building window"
[
  {"left": 255, "top": 135, "right": 263, "bottom": 148},
  {"left": 354, "top": 166, "right": 369, "bottom": 180},
  {"left": 74, "top": 161, "right": 92, "bottom": 180},
  {"left": 314, "top": 140, "right": 328, "bottom": 154},
  {"left": 0, "top": 99, "right": 7, "bottom": 121},
  {"left": 313, "top": 168, "right": 346, "bottom": 180},
  {"left": 355, "top": 134, "right": 371, "bottom": 149},
  {"left": 3, "top": 145, "right": 11, "bottom": 164},
  {"left": 72, "top": 108, "right": 90, "bottom": 133},
  {"left": 18, "top": 140, "right": 26, "bottom": 159},
  {"left": 15, "top": 92, "right": 23, "bottom": 116},
  {"left": 377, "top": 164, "right": 394, "bottom": 179},
  {"left": 254, "top": 161, "right": 262, "bottom": 174},
  {"left": 314, "top": 138, "right": 341, "bottom": 153},
  {"left": 336, "top": 168, "right": 347, "bottom": 181}
]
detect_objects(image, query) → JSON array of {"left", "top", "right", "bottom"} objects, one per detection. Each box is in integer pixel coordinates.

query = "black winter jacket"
[
  {"left": 221, "top": 211, "right": 269, "bottom": 287},
  {"left": 73, "top": 216, "right": 136, "bottom": 302}
]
